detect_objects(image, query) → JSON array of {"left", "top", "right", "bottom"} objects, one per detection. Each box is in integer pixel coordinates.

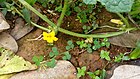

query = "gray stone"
[
  {"left": 110, "top": 65, "right": 140, "bottom": 79},
  {"left": 10, "top": 61, "right": 78, "bottom": 79},
  {"left": 0, "top": 12, "right": 10, "bottom": 32}
]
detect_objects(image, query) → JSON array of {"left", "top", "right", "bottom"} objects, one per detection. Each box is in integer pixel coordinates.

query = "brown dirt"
[{"left": 6, "top": 7, "right": 137, "bottom": 79}]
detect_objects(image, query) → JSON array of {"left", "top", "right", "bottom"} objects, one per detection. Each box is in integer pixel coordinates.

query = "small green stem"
[
  {"left": 116, "top": 13, "right": 130, "bottom": 28},
  {"left": 18, "top": 0, "right": 57, "bottom": 28},
  {"left": 56, "top": 0, "right": 68, "bottom": 27},
  {"left": 31, "top": 22, "right": 51, "bottom": 32},
  {"left": 14, "top": 7, "right": 51, "bottom": 32},
  {"left": 58, "top": 28, "right": 128, "bottom": 38},
  {"left": 17, "top": 0, "right": 136, "bottom": 38}
]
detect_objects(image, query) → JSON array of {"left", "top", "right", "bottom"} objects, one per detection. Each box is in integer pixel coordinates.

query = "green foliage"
[
  {"left": 55, "top": 4, "right": 71, "bottom": 16},
  {"left": 129, "top": 41, "right": 140, "bottom": 59},
  {"left": 100, "top": 69, "right": 106, "bottom": 79},
  {"left": 0, "top": 2, "right": 16, "bottom": 16},
  {"left": 83, "top": 0, "right": 97, "bottom": 4},
  {"left": 100, "top": 0, "right": 134, "bottom": 13},
  {"left": 49, "top": 47, "right": 59, "bottom": 58},
  {"left": 82, "top": 22, "right": 98, "bottom": 34},
  {"left": 76, "top": 40, "right": 87, "bottom": 48},
  {"left": 46, "top": 58, "right": 56, "bottom": 68},
  {"left": 93, "top": 38, "right": 110, "bottom": 50},
  {"left": 101, "top": 38, "right": 110, "bottom": 48},
  {"left": 77, "top": 66, "right": 86, "bottom": 78},
  {"left": 25, "top": 0, "right": 37, "bottom": 5},
  {"left": 92, "top": 39, "right": 101, "bottom": 50},
  {"left": 22, "top": 8, "right": 31, "bottom": 23},
  {"left": 100, "top": 50, "right": 111, "bottom": 61},
  {"left": 83, "top": 0, "right": 134, "bottom": 13},
  {"left": 0, "top": 0, "right": 5, "bottom": 2},
  {"left": 86, "top": 44, "right": 93, "bottom": 53},
  {"left": 114, "top": 53, "right": 130, "bottom": 63},
  {"left": 87, "top": 70, "right": 101, "bottom": 79},
  {"left": 32, "top": 55, "right": 44, "bottom": 66},
  {"left": 37, "top": 0, "right": 56, "bottom": 8},
  {"left": 130, "top": 0, "right": 140, "bottom": 24},
  {"left": 82, "top": 25, "right": 91, "bottom": 34},
  {"left": 62, "top": 51, "right": 71, "bottom": 60},
  {"left": 66, "top": 40, "right": 74, "bottom": 50}
]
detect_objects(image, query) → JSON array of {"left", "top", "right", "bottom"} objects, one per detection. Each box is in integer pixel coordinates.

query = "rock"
[
  {"left": 10, "top": 61, "right": 78, "bottom": 79},
  {"left": 0, "top": 32, "right": 18, "bottom": 52},
  {"left": 110, "top": 65, "right": 140, "bottom": 79},
  {"left": 10, "top": 5, "right": 40, "bottom": 40},
  {"left": 0, "top": 12, "right": 10, "bottom": 32},
  {"left": 10, "top": 18, "right": 34, "bottom": 40},
  {"left": 109, "top": 30, "right": 140, "bottom": 48}
]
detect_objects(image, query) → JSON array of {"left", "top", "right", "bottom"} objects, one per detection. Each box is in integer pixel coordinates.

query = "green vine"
[
  {"left": 17, "top": 0, "right": 136, "bottom": 38},
  {"left": 116, "top": 13, "right": 130, "bottom": 28}
]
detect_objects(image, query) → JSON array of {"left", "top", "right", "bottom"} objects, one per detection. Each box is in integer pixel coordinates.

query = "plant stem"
[
  {"left": 31, "top": 22, "right": 51, "bottom": 32},
  {"left": 18, "top": 0, "right": 57, "bottom": 28},
  {"left": 116, "top": 13, "right": 130, "bottom": 27},
  {"left": 58, "top": 28, "right": 126, "bottom": 38},
  {"left": 57, "top": 0, "right": 68, "bottom": 27},
  {"left": 14, "top": 7, "right": 51, "bottom": 32},
  {"left": 17, "top": 0, "right": 136, "bottom": 38}
]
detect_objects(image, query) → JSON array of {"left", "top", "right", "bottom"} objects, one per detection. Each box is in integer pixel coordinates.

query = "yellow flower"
[
  {"left": 43, "top": 31, "right": 58, "bottom": 43},
  {"left": 110, "top": 19, "right": 123, "bottom": 25}
]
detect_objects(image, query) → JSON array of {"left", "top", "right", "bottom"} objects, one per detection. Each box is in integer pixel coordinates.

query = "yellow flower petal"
[
  {"left": 47, "top": 38, "right": 54, "bottom": 43},
  {"left": 110, "top": 19, "right": 123, "bottom": 25},
  {"left": 50, "top": 31, "right": 55, "bottom": 36},
  {"left": 53, "top": 37, "right": 58, "bottom": 41},
  {"left": 42, "top": 31, "right": 58, "bottom": 43}
]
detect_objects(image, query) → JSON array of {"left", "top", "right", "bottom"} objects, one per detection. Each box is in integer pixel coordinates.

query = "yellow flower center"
[{"left": 42, "top": 31, "right": 58, "bottom": 43}]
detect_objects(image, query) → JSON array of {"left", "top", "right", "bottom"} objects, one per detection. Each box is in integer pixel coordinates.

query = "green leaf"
[
  {"left": 22, "top": 8, "right": 31, "bottom": 23},
  {"left": 83, "top": 0, "right": 97, "bottom": 4},
  {"left": 87, "top": 48, "right": 92, "bottom": 53},
  {"left": 87, "top": 72, "right": 96, "bottom": 79},
  {"left": 38, "top": 56, "right": 44, "bottom": 61},
  {"left": 114, "top": 56, "right": 122, "bottom": 63},
  {"left": 95, "top": 76, "right": 100, "bottom": 79},
  {"left": 129, "top": 41, "right": 140, "bottom": 59},
  {"left": 52, "top": 47, "right": 59, "bottom": 56},
  {"left": 94, "top": 70, "right": 100, "bottom": 75},
  {"left": 77, "top": 66, "right": 86, "bottom": 78},
  {"left": 100, "top": 50, "right": 111, "bottom": 61},
  {"left": 32, "top": 56, "right": 44, "bottom": 66},
  {"left": 62, "top": 51, "right": 71, "bottom": 60},
  {"left": 25, "top": 0, "right": 37, "bottom": 5},
  {"left": 100, "top": 69, "right": 106, "bottom": 79},
  {"left": 66, "top": 46, "right": 71, "bottom": 50},
  {"left": 100, "top": 0, "right": 134, "bottom": 13},
  {"left": 122, "top": 56, "right": 130, "bottom": 61},
  {"left": 52, "top": 47, "right": 58, "bottom": 52},
  {"left": 74, "top": 7, "right": 81, "bottom": 12},
  {"left": 49, "top": 52, "right": 55, "bottom": 58},
  {"left": 46, "top": 58, "right": 56, "bottom": 68},
  {"left": 0, "top": 0, "right": 5, "bottom": 2},
  {"left": 67, "top": 40, "right": 73, "bottom": 45},
  {"left": 32, "top": 56, "right": 38, "bottom": 62}
]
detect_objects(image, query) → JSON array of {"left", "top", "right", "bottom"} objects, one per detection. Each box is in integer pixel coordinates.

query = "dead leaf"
[
  {"left": 109, "top": 30, "right": 140, "bottom": 48},
  {"left": 0, "top": 55, "right": 37, "bottom": 75},
  {"left": 0, "top": 48, "right": 37, "bottom": 75},
  {"left": 0, "top": 12, "right": 10, "bottom": 32},
  {"left": 10, "top": 61, "right": 77, "bottom": 79},
  {"left": 0, "top": 32, "right": 18, "bottom": 52}
]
